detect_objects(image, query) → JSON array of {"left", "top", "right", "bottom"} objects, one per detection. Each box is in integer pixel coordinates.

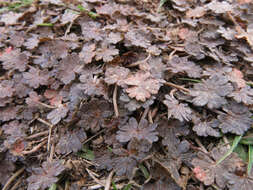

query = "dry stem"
[
  {"left": 25, "top": 131, "right": 49, "bottom": 140},
  {"left": 113, "top": 84, "right": 119, "bottom": 118},
  {"left": 86, "top": 168, "right": 105, "bottom": 187},
  {"left": 105, "top": 171, "right": 114, "bottom": 190},
  {"left": 2, "top": 167, "right": 25, "bottom": 190},
  {"left": 22, "top": 140, "right": 47, "bottom": 155},
  {"left": 164, "top": 81, "right": 190, "bottom": 93}
]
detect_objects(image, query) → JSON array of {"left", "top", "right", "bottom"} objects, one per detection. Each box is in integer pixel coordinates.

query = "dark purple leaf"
[
  {"left": 27, "top": 160, "right": 65, "bottom": 190},
  {"left": 217, "top": 101, "right": 253, "bottom": 135},
  {"left": 190, "top": 75, "right": 233, "bottom": 109},
  {"left": 163, "top": 94, "right": 192, "bottom": 122},
  {"left": 56, "top": 128, "right": 87, "bottom": 154},
  {"left": 116, "top": 117, "right": 158, "bottom": 143}
]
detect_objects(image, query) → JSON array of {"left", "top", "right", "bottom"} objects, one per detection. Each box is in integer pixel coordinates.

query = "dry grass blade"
[
  {"left": 105, "top": 171, "right": 114, "bottom": 190},
  {"left": 86, "top": 168, "right": 105, "bottom": 187}
]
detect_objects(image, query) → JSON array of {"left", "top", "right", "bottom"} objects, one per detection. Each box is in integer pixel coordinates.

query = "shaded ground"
[{"left": 0, "top": 0, "right": 253, "bottom": 190}]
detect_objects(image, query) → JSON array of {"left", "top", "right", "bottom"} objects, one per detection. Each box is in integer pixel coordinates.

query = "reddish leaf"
[
  {"left": 125, "top": 71, "right": 162, "bottom": 102},
  {"left": 44, "top": 90, "right": 62, "bottom": 106},
  {"left": 228, "top": 68, "right": 246, "bottom": 88},
  {"left": 104, "top": 66, "right": 130, "bottom": 86}
]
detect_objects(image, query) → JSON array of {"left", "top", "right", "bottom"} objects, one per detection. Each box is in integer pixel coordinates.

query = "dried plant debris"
[{"left": 0, "top": 0, "right": 253, "bottom": 189}]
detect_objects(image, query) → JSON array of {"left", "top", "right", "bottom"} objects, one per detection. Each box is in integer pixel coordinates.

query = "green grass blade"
[
  {"left": 37, "top": 23, "right": 54, "bottom": 27},
  {"left": 178, "top": 78, "right": 202, "bottom": 83},
  {"left": 48, "top": 183, "right": 57, "bottom": 190},
  {"left": 112, "top": 181, "right": 118, "bottom": 190},
  {"left": 216, "top": 135, "right": 242, "bottom": 165},
  {"left": 77, "top": 5, "right": 99, "bottom": 19},
  {"left": 158, "top": 0, "right": 168, "bottom": 12},
  {"left": 139, "top": 164, "right": 149, "bottom": 179},
  {"left": 247, "top": 145, "right": 253, "bottom": 176},
  {"left": 123, "top": 184, "right": 132, "bottom": 190}
]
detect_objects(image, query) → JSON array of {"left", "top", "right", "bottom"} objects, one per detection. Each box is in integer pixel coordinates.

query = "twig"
[
  {"left": 64, "top": 20, "right": 74, "bottom": 38},
  {"left": 87, "top": 184, "right": 104, "bottom": 190},
  {"left": 25, "top": 131, "right": 49, "bottom": 140},
  {"left": 65, "top": 180, "right": 70, "bottom": 190},
  {"left": 113, "top": 84, "right": 119, "bottom": 118},
  {"left": 47, "top": 126, "right": 53, "bottom": 151},
  {"left": 9, "top": 177, "right": 22, "bottom": 190},
  {"left": 36, "top": 117, "right": 54, "bottom": 152},
  {"left": 140, "top": 107, "right": 150, "bottom": 122},
  {"left": 49, "top": 141, "right": 55, "bottom": 162},
  {"left": 127, "top": 53, "right": 151, "bottom": 67},
  {"left": 82, "top": 128, "right": 106, "bottom": 143},
  {"left": 151, "top": 107, "right": 158, "bottom": 118},
  {"left": 29, "top": 136, "right": 48, "bottom": 144},
  {"left": 36, "top": 101, "right": 57, "bottom": 109},
  {"left": 2, "top": 167, "right": 25, "bottom": 190},
  {"left": 81, "top": 158, "right": 99, "bottom": 166},
  {"left": 195, "top": 137, "right": 208, "bottom": 154},
  {"left": 169, "top": 88, "right": 177, "bottom": 99},
  {"left": 105, "top": 171, "right": 114, "bottom": 190},
  {"left": 164, "top": 81, "right": 190, "bottom": 93},
  {"left": 148, "top": 110, "right": 153, "bottom": 123},
  {"left": 223, "top": 136, "right": 230, "bottom": 149},
  {"left": 128, "top": 180, "right": 142, "bottom": 188},
  {"left": 37, "top": 117, "right": 54, "bottom": 128},
  {"left": 144, "top": 173, "right": 152, "bottom": 184},
  {"left": 86, "top": 168, "right": 105, "bottom": 187},
  {"left": 168, "top": 49, "right": 176, "bottom": 60},
  {"left": 22, "top": 140, "right": 47, "bottom": 155}
]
